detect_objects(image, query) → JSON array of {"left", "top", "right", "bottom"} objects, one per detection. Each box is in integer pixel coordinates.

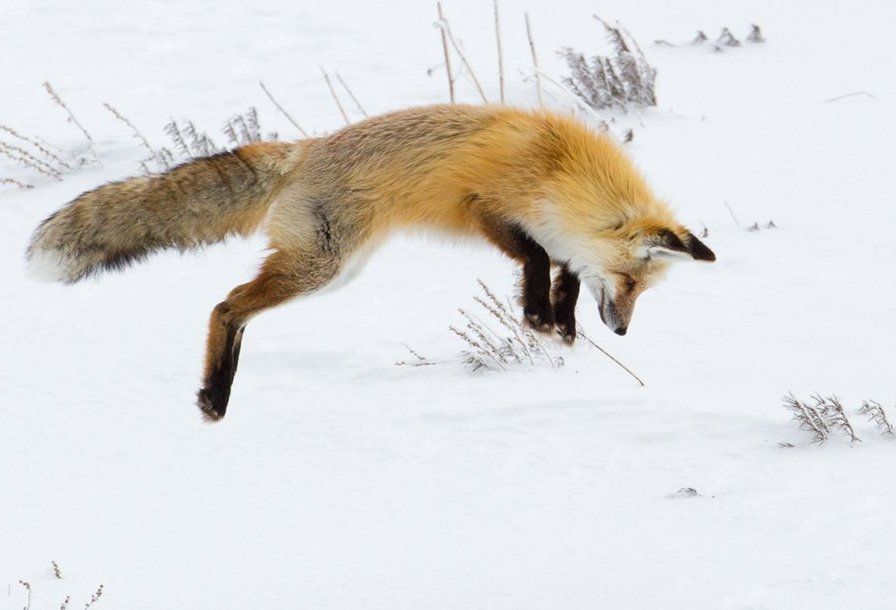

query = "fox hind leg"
[{"left": 197, "top": 247, "right": 340, "bottom": 421}]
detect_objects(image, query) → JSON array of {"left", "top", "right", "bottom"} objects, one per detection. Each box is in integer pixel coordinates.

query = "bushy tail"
[{"left": 27, "top": 141, "right": 294, "bottom": 283}]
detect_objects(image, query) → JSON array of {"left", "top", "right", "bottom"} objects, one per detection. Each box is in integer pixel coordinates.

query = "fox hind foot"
[
  {"left": 198, "top": 247, "right": 340, "bottom": 421},
  {"left": 196, "top": 301, "right": 245, "bottom": 421}
]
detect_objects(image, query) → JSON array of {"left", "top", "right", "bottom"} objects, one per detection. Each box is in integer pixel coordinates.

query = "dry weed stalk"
[
  {"left": 717, "top": 27, "right": 741, "bottom": 48},
  {"left": 576, "top": 326, "right": 645, "bottom": 386},
  {"left": 859, "top": 400, "right": 895, "bottom": 437},
  {"left": 0, "top": 141, "right": 63, "bottom": 180},
  {"left": 493, "top": 0, "right": 505, "bottom": 104},
  {"left": 395, "top": 344, "right": 437, "bottom": 367},
  {"left": 181, "top": 120, "right": 219, "bottom": 157},
  {"left": 164, "top": 120, "right": 191, "bottom": 159},
  {"left": 83, "top": 584, "right": 104, "bottom": 609},
  {"left": 102, "top": 103, "right": 155, "bottom": 157},
  {"left": 524, "top": 13, "right": 543, "bottom": 108},
  {"left": 0, "top": 125, "right": 72, "bottom": 170},
  {"left": 812, "top": 393, "right": 861, "bottom": 443},
  {"left": 783, "top": 393, "right": 829, "bottom": 444},
  {"left": 42, "top": 82, "right": 100, "bottom": 164},
  {"left": 335, "top": 72, "right": 368, "bottom": 118},
  {"left": 747, "top": 24, "right": 765, "bottom": 43},
  {"left": 434, "top": 8, "right": 489, "bottom": 103},
  {"left": 1, "top": 177, "right": 34, "bottom": 189},
  {"left": 19, "top": 580, "right": 32, "bottom": 610},
  {"left": 320, "top": 67, "right": 351, "bottom": 125},
  {"left": 436, "top": 2, "right": 456, "bottom": 103},
  {"left": 259, "top": 80, "right": 309, "bottom": 137},
  {"left": 451, "top": 280, "right": 560, "bottom": 372}
]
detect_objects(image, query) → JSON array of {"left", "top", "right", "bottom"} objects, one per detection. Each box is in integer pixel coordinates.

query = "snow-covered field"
[{"left": 3, "top": 1, "right": 895, "bottom": 608}]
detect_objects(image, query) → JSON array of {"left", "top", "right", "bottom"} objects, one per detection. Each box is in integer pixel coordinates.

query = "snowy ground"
[{"left": 3, "top": 1, "right": 896, "bottom": 608}]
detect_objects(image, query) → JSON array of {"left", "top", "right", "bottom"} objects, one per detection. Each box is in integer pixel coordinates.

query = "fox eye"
[{"left": 616, "top": 274, "right": 636, "bottom": 291}]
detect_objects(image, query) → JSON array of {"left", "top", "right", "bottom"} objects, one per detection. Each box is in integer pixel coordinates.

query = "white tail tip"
[{"left": 26, "top": 247, "right": 73, "bottom": 283}]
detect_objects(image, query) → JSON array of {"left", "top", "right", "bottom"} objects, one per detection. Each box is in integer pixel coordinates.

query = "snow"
[{"left": 3, "top": 0, "right": 896, "bottom": 608}]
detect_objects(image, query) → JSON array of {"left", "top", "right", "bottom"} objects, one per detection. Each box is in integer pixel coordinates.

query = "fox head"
[
  {"left": 524, "top": 118, "right": 715, "bottom": 335},
  {"left": 579, "top": 221, "right": 715, "bottom": 335}
]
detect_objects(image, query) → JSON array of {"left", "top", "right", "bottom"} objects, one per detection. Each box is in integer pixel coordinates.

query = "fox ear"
[
  {"left": 683, "top": 231, "right": 716, "bottom": 262},
  {"left": 643, "top": 229, "right": 716, "bottom": 262}
]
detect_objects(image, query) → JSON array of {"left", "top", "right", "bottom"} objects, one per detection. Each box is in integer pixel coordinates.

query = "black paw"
[
  {"left": 523, "top": 307, "right": 555, "bottom": 334},
  {"left": 556, "top": 322, "right": 576, "bottom": 344},
  {"left": 197, "top": 387, "right": 227, "bottom": 422},
  {"left": 553, "top": 304, "right": 577, "bottom": 344}
]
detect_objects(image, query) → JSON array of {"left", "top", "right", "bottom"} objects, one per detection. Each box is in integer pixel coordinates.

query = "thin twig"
[
  {"left": 0, "top": 142, "right": 63, "bottom": 179},
  {"left": 723, "top": 200, "right": 741, "bottom": 227},
  {"left": 335, "top": 72, "right": 368, "bottom": 118},
  {"left": 435, "top": 12, "right": 489, "bottom": 103},
  {"left": 102, "top": 102, "right": 156, "bottom": 158},
  {"left": 524, "top": 13, "right": 543, "bottom": 108},
  {"left": 1, "top": 177, "right": 35, "bottom": 189},
  {"left": 577, "top": 326, "right": 645, "bottom": 386},
  {"left": 0, "top": 125, "right": 72, "bottom": 170},
  {"left": 259, "top": 80, "right": 309, "bottom": 137},
  {"left": 493, "top": 0, "right": 505, "bottom": 104},
  {"left": 42, "top": 81, "right": 101, "bottom": 164},
  {"left": 533, "top": 68, "right": 607, "bottom": 127},
  {"left": 436, "top": 2, "right": 455, "bottom": 103},
  {"left": 825, "top": 91, "right": 878, "bottom": 102},
  {"left": 320, "top": 67, "right": 351, "bottom": 125}
]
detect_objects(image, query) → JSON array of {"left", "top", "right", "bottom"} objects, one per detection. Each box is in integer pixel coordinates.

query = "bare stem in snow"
[
  {"left": 435, "top": 10, "right": 489, "bottom": 104},
  {"left": 320, "top": 67, "right": 351, "bottom": 125},
  {"left": 723, "top": 200, "right": 741, "bottom": 227},
  {"left": 335, "top": 72, "right": 368, "bottom": 118},
  {"left": 102, "top": 102, "right": 156, "bottom": 158},
  {"left": 1, "top": 177, "right": 34, "bottom": 189},
  {"left": 493, "top": 0, "right": 505, "bottom": 104},
  {"left": 0, "top": 142, "right": 63, "bottom": 180},
  {"left": 19, "top": 580, "right": 32, "bottom": 610},
  {"left": 0, "top": 125, "right": 72, "bottom": 170},
  {"left": 533, "top": 68, "right": 607, "bottom": 127},
  {"left": 259, "top": 81, "right": 308, "bottom": 137},
  {"left": 825, "top": 91, "right": 878, "bottom": 103},
  {"left": 436, "top": 2, "right": 455, "bottom": 103},
  {"left": 42, "top": 81, "right": 101, "bottom": 164},
  {"left": 395, "top": 343, "right": 437, "bottom": 367},
  {"left": 84, "top": 584, "right": 104, "bottom": 609},
  {"left": 524, "top": 13, "right": 543, "bottom": 108},
  {"left": 577, "top": 326, "right": 645, "bottom": 386}
]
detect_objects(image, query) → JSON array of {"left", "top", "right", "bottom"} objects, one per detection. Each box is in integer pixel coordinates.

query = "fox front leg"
[
  {"left": 551, "top": 265, "right": 580, "bottom": 344},
  {"left": 478, "top": 217, "right": 554, "bottom": 332}
]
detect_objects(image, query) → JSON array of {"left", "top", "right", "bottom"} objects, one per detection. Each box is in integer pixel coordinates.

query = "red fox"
[{"left": 28, "top": 104, "right": 714, "bottom": 420}]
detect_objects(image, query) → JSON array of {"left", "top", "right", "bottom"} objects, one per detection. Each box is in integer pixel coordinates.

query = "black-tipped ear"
[
  {"left": 644, "top": 229, "right": 716, "bottom": 262},
  {"left": 657, "top": 229, "right": 687, "bottom": 252},
  {"left": 684, "top": 232, "right": 716, "bottom": 262}
]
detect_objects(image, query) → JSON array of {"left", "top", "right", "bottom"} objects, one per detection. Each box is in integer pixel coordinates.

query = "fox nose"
[{"left": 614, "top": 326, "right": 628, "bottom": 336}]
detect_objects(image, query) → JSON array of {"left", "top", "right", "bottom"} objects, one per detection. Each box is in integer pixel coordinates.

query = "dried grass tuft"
[
  {"left": 560, "top": 16, "right": 657, "bottom": 111},
  {"left": 859, "top": 400, "right": 895, "bottom": 437}
]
